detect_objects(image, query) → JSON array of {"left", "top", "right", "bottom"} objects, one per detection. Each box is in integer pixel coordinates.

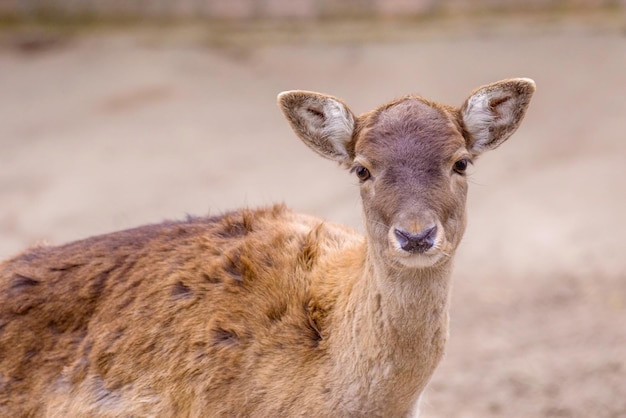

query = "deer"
[{"left": 0, "top": 78, "right": 535, "bottom": 417}]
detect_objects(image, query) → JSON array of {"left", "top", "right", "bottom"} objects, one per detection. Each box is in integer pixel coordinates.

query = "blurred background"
[{"left": 1, "top": 1, "right": 625, "bottom": 417}]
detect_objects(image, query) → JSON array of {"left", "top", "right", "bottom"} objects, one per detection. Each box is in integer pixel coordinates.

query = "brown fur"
[{"left": 0, "top": 79, "right": 534, "bottom": 417}]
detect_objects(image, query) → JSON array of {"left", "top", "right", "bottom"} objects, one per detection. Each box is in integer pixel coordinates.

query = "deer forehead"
[{"left": 355, "top": 98, "right": 466, "bottom": 168}]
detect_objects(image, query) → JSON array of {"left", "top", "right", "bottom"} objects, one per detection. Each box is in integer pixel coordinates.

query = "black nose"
[{"left": 394, "top": 225, "right": 437, "bottom": 254}]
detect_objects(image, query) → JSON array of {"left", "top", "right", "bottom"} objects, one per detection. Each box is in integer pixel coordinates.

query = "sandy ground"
[{"left": 1, "top": 13, "right": 625, "bottom": 417}]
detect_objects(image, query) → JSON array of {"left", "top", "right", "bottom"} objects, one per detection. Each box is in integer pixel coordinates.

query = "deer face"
[
  {"left": 352, "top": 98, "right": 470, "bottom": 267},
  {"left": 279, "top": 79, "right": 535, "bottom": 268}
]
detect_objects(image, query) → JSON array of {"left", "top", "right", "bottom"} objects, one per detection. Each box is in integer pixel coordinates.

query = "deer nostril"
[{"left": 394, "top": 225, "right": 438, "bottom": 254}]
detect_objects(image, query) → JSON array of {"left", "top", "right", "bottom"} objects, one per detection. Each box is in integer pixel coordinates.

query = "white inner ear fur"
[
  {"left": 463, "top": 90, "right": 521, "bottom": 154},
  {"left": 278, "top": 91, "right": 356, "bottom": 163},
  {"left": 320, "top": 99, "right": 355, "bottom": 159},
  {"left": 462, "top": 91, "right": 497, "bottom": 153},
  {"left": 462, "top": 78, "right": 535, "bottom": 155}
]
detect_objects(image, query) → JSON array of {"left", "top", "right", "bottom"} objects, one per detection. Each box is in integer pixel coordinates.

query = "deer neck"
[
  {"left": 362, "top": 242, "right": 452, "bottom": 366},
  {"left": 327, "top": 241, "right": 453, "bottom": 415}
]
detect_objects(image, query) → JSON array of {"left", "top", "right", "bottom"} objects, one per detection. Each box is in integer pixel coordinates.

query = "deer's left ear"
[
  {"left": 278, "top": 90, "right": 355, "bottom": 166},
  {"left": 461, "top": 78, "right": 535, "bottom": 155}
]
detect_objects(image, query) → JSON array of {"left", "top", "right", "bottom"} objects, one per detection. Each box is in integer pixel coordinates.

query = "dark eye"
[
  {"left": 354, "top": 165, "right": 371, "bottom": 182},
  {"left": 453, "top": 159, "right": 471, "bottom": 174}
]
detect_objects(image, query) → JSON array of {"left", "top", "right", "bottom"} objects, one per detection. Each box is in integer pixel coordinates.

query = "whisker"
[
  {"left": 432, "top": 243, "right": 452, "bottom": 258},
  {"left": 369, "top": 220, "right": 391, "bottom": 231}
]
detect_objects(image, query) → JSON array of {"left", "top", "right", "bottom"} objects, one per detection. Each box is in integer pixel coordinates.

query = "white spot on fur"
[{"left": 46, "top": 375, "right": 159, "bottom": 417}]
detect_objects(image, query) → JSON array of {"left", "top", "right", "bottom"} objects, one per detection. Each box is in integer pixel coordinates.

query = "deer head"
[{"left": 278, "top": 79, "right": 535, "bottom": 270}]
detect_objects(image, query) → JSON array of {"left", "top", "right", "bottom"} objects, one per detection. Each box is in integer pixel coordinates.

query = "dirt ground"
[{"left": 1, "top": 13, "right": 625, "bottom": 417}]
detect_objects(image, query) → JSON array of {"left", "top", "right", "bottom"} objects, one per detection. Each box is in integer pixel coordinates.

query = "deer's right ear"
[
  {"left": 461, "top": 78, "right": 536, "bottom": 156},
  {"left": 278, "top": 91, "right": 355, "bottom": 165}
]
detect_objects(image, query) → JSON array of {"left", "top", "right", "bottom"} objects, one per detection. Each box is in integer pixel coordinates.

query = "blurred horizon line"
[{"left": 2, "top": 0, "right": 625, "bottom": 26}]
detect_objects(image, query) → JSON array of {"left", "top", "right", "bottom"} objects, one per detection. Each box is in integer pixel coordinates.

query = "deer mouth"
[{"left": 392, "top": 250, "right": 447, "bottom": 268}]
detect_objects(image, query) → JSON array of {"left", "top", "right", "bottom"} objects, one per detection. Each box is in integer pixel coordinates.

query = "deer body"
[{"left": 0, "top": 79, "right": 535, "bottom": 417}]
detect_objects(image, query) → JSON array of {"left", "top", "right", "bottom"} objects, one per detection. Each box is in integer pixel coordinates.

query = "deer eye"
[
  {"left": 453, "top": 158, "right": 471, "bottom": 175},
  {"left": 353, "top": 165, "right": 371, "bottom": 182}
]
